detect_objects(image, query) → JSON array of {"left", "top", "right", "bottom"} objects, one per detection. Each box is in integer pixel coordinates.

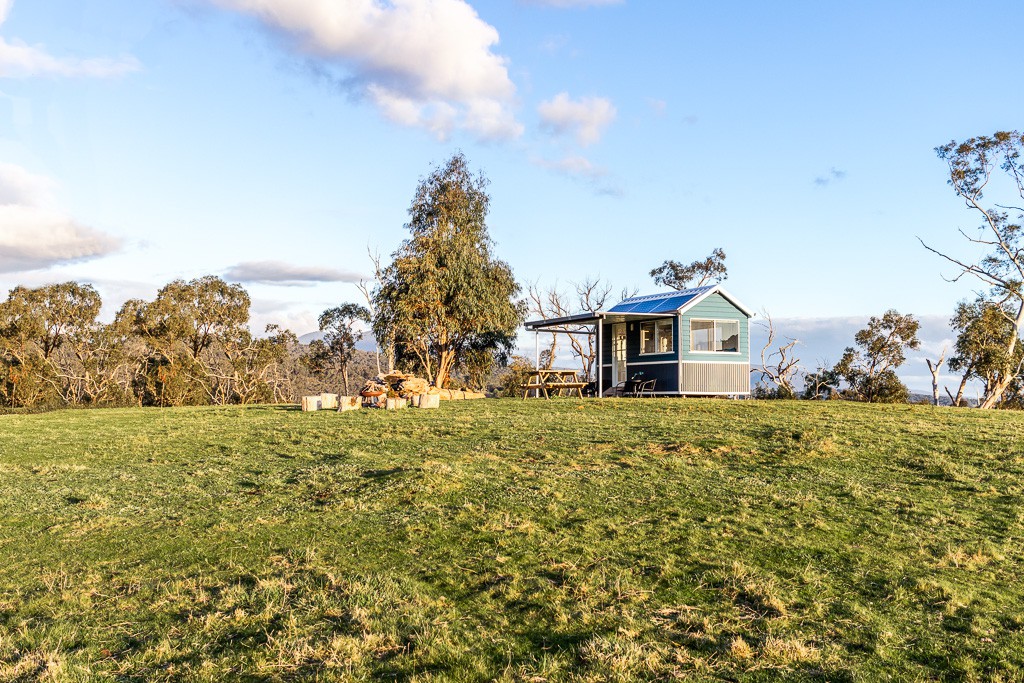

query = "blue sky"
[{"left": 0, "top": 0, "right": 1022, "bottom": 388}]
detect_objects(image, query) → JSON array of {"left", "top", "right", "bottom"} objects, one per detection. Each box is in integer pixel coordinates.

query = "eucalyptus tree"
[
  {"left": 922, "top": 130, "right": 1024, "bottom": 408},
  {"left": 374, "top": 153, "right": 523, "bottom": 388},
  {"left": 305, "top": 303, "right": 370, "bottom": 394},
  {"left": 129, "top": 276, "right": 251, "bottom": 405},
  {"left": 833, "top": 310, "right": 920, "bottom": 403},
  {"left": 650, "top": 248, "right": 727, "bottom": 291},
  {"left": 0, "top": 282, "right": 107, "bottom": 406},
  {"left": 945, "top": 298, "right": 1024, "bottom": 407}
]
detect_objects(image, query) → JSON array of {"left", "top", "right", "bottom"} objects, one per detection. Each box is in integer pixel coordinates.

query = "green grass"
[{"left": 2, "top": 399, "right": 1024, "bottom": 681}]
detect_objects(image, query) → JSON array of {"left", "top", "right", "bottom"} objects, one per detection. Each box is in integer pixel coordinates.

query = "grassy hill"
[{"left": 2, "top": 399, "right": 1023, "bottom": 681}]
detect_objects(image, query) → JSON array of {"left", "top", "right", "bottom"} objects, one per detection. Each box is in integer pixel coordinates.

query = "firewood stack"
[{"left": 359, "top": 372, "right": 438, "bottom": 399}]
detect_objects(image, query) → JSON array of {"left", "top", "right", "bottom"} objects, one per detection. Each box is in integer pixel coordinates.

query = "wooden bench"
[
  {"left": 521, "top": 381, "right": 587, "bottom": 399},
  {"left": 551, "top": 382, "right": 587, "bottom": 398},
  {"left": 521, "top": 382, "right": 549, "bottom": 399}
]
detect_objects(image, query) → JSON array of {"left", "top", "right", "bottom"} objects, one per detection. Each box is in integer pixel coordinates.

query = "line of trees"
[
  {"left": 0, "top": 153, "right": 527, "bottom": 409},
  {"left": 0, "top": 277, "right": 301, "bottom": 408},
  {"left": 751, "top": 129, "right": 1024, "bottom": 409}
]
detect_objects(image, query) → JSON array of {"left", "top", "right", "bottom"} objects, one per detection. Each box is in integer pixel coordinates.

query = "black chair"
[{"left": 637, "top": 378, "right": 656, "bottom": 397}]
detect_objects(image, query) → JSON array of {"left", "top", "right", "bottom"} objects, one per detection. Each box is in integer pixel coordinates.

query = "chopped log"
[
  {"left": 337, "top": 396, "right": 360, "bottom": 412},
  {"left": 417, "top": 394, "right": 440, "bottom": 409}
]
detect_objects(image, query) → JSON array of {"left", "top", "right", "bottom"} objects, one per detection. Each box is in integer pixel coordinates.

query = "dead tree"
[
  {"left": 528, "top": 278, "right": 637, "bottom": 379},
  {"left": 925, "top": 347, "right": 946, "bottom": 406},
  {"left": 357, "top": 247, "right": 393, "bottom": 374},
  {"left": 754, "top": 310, "right": 800, "bottom": 398}
]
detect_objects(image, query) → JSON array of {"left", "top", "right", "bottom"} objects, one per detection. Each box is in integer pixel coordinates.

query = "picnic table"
[{"left": 522, "top": 368, "right": 587, "bottom": 399}]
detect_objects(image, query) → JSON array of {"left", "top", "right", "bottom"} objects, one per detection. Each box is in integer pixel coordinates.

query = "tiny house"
[{"left": 524, "top": 285, "right": 753, "bottom": 396}]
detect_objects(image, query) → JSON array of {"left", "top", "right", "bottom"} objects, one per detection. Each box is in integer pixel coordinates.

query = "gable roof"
[{"left": 607, "top": 285, "right": 754, "bottom": 318}]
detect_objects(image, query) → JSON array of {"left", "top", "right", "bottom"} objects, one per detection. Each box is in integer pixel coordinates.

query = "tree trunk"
[
  {"left": 979, "top": 301, "right": 1024, "bottom": 408},
  {"left": 926, "top": 350, "right": 945, "bottom": 406},
  {"left": 435, "top": 348, "right": 457, "bottom": 389}
]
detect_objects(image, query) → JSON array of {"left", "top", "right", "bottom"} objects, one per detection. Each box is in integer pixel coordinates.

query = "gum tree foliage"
[
  {"left": 802, "top": 364, "right": 841, "bottom": 400},
  {"left": 0, "top": 277, "right": 310, "bottom": 408},
  {"left": 945, "top": 298, "right": 1024, "bottom": 407},
  {"left": 304, "top": 303, "right": 371, "bottom": 395},
  {"left": 650, "top": 248, "right": 727, "bottom": 291},
  {"left": 0, "top": 282, "right": 106, "bottom": 406},
  {"left": 832, "top": 310, "right": 920, "bottom": 403},
  {"left": 124, "top": 276, "right": 252, "bottom": 405},
  {"left": 922, "top": 130, "right": 1024, "bottom": 409},
  {"left": 373, "top": 153, "right": 524, "bottom": 389}
]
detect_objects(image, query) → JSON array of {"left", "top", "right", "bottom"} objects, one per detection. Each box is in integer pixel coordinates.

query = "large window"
[
  {"left": 690, "top": 319, "right": 740, "bottom": 353},
  {"left": 640, "top": 319, "right": 674, "bottom": 354}
]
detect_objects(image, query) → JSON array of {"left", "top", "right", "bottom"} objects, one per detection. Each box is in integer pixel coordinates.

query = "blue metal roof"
[{"left": 606, "top": 286, "right": 716, "bottom": 314}]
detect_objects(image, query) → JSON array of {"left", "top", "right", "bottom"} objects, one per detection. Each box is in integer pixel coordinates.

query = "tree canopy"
[
  {"left": 924, "top": 130, "right": 1024, "bottom": 408},
  {"left": 373, "top": 153, "right": 524, "bottom": 389},
  {"left": 650, "top": 248, "right": 727, "bottom": 291},
  {"left": 304, "top": 303, "right": 371, "bottom": 395},
  {"left": 831, "top": 310, "right": 920, "bottom": 403}
]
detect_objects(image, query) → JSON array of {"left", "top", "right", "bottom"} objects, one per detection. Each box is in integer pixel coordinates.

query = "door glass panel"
[{"left": 612, "top": 323, "right": 627, "bottom": 384}]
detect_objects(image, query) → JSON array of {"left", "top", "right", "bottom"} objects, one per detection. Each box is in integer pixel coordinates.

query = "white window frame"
[
  {"left": 639, "top": 318, "right": 674, "bottom": 355},
  {"left": 689, "top": 318, "right": 741, "bottom": 354}
]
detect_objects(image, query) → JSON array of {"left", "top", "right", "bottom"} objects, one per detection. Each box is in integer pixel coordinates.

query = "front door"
[{"left": 612, "top": 323, "right": 627, "bottom": 385}]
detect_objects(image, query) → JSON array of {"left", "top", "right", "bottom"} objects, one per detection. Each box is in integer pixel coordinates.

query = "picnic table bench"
[{"left": 522, "top": 369, "right": 586, "bottom": 399}]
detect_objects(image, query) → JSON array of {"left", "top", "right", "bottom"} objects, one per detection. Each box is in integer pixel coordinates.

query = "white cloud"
[
  {"left": 532, "top": 154, "right": 622, "bottom": 196},
  {"left": 535, "top": 154, "right": 607, "bottom": 181},
  {"left": 647, "top": 98, "right": 667, "bottom": 116},
  {"left": 0, "top": 1, "right": 140, "bottom": 78},
  {"left": 210, "top": 0, "right": 523, "bottom": 141},
  {"left": 0, "top": 206, "right": 121, "bottom": 274},
  {"left": 0, "top": 162, "right": 55, "bottom": 205},
  {"left": 0, "top": 164, "right": 121, "bottom": 273},
  {"left": 224, "top": 260, "right": 368, "bottom": 286},
  {"left": 537, "top": 92, "right": 616, "bottom": 146}
]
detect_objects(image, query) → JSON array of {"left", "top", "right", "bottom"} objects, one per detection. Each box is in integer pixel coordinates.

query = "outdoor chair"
[{"left": 637, "top": 378, "right": 656, "bottom": 397}]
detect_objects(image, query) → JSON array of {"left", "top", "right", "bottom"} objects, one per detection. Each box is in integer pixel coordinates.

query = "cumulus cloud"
[
  {"left": 537, "top": 92, "right": 616, "bottom": 146},
  {"left": 224, "top": 260, "right": 367, "bottom": 286},
  {"left": 210, "top": 0, "right": 522, "bottom": 141},
  {"left": 0, "top": 163, "right": 121, "bottom": 274},
  {"left": 0, "top": 1, "right": 140, "bottom": 78}
]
